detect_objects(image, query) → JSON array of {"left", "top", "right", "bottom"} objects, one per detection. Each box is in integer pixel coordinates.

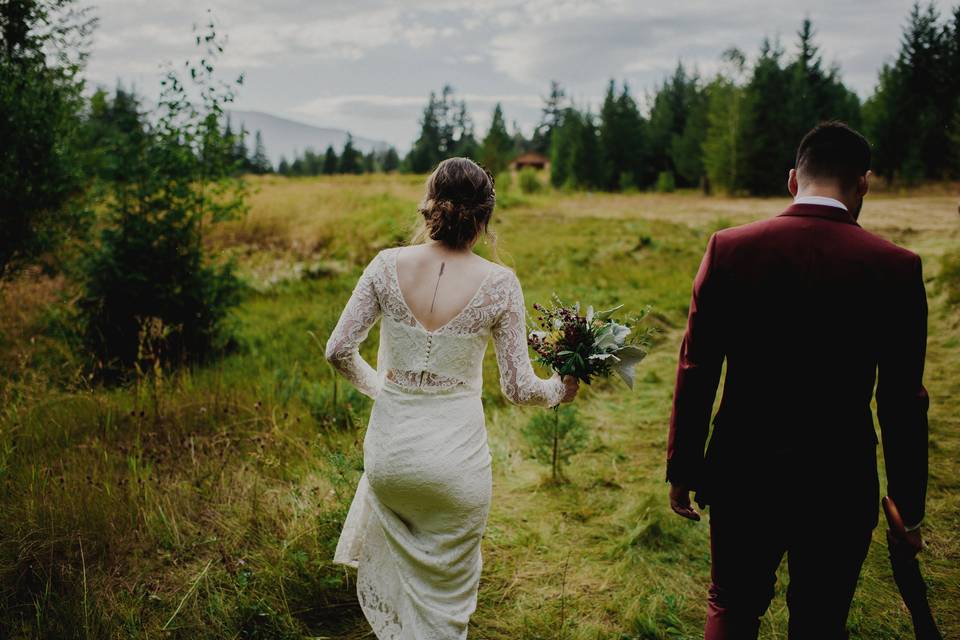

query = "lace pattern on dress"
[
  {"left": 324, "top": 253, "right": 383, "bottom": 398},
  {"left": 325, "top": 247, "right": 564, "bottom": 405},
  {"left": 386, "top": 369, "right": 466, "bottom": 391}
]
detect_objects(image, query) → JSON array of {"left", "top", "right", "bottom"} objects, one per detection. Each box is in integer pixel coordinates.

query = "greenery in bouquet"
[{"left": 528, "top": 297, "right": 656, "bottom": 386}]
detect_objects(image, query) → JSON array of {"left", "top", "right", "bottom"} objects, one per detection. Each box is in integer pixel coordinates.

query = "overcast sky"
[{"left": 84, "top": 0, "right": 951, "bottom": 150}]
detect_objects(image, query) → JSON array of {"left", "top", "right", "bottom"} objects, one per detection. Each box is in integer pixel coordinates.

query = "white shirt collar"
[{"left": 793, "top": 195, "right": 848, "bottom": 211}]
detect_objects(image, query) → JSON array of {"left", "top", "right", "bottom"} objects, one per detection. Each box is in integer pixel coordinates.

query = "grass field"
[{"left": 0, "top": 173, "right": 957, "bottom": 639}]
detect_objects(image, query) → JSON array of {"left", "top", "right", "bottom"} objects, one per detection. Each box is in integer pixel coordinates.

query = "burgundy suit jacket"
[{"left": 667, "top": 203, "right": 929, "bottom": 526}]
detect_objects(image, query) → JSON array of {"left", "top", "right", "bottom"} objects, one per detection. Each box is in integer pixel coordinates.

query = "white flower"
[
  {"left": 588, "top": 352, "right": 618, "bottom": 361},
  {"left": 611, "top": 345, "right": 647, "bottom": 389},
  {"left": 594, "top": 321, "right": 631, "bottom": 352}
]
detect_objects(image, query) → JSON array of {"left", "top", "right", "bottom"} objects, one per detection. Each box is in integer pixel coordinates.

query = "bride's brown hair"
[{"left": 413, "top": 157, "right": 496, "bottom": 252}]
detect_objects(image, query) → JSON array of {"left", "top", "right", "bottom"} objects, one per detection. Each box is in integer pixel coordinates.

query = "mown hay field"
[{"left": 1, "top": 173, "right": 957, "bottom": 639}]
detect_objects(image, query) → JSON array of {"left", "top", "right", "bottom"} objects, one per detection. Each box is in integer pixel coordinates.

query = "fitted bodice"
[{"left": 326, "top": 247, "right": 564, "bottom": 406}]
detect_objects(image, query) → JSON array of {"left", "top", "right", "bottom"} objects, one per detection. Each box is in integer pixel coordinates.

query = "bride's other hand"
[{"left": 560, "top": 375, "right": 579, "bottom": 403}]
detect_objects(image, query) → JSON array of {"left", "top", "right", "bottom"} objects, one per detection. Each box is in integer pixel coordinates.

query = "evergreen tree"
[
  {"left": 481, "top": 103, "right": 513, "bottom": 175},
  {"left": 532, "top": 81, "right": 567, "bottom": 154},
  {"left": 671, "top": 88, "right": 709, "bottom": 188},
  {"left": 510, "top": 119, "right": 528, "bottom": 155},
  {"left": 322, "top": 145, "right": 338, "bottom": 174},
  {"left": 79, "top": 21, "right": 245, "bottom": 375},
  {"left": 381, "top": 147, "right": 400, "bottom": 172},
  {"left": 647, "top": 63, "right": 703, "bottom": 187},
  {"left": 302, "top": 149, "right": 321, "bottom": 175},
  {"left": 339, "top": 135, "right": 363, "bottom": 174},
  {"left": 234, "top": 124, "right": 250, "bottom": 172},
  {"left": 787, "top": 19, "right": 861, "bottom": 136},
  {"left": 250, "top": 130, "right": 272, "bottom": 174},
  {"left": 738, "top": 39, "right": 795, "bottom": 195},
  {"left": 407, "top": 91, "right": 443, "bottom": 172},
  {"left": 865, "top": 3, "right": 953, "bottom": 183},
  {"left": 451, "top": 102, "right": 479, "bottom": 158},
  {"left": 363, "top": 150, "right": 377, "bottom": 173},
  {"left": 549, "top": 107, "right": 577, "bottom": 188},
  {"left": 598, "top": 80, "right": 648, "bottom": 190},
  {"left": 550, "top": 106, "right": 602, "bottom": 190},
  {"left": 1, "top": 0, "right": 96, "bottom": 274},
  {"left": 289, "top": 155, "right": 305, "bottom": 176},
  {"left": 277, "top": 156, "right": 290, "bottom": 175},
  {"left": 572, "top": 110, "right": 603, "bottom": 189},
  {"left": 81, "top": 83, "right": 149, "bottom": 183},
  {"left": 405, "top": 86, "right": 479, "bottom": 170}
]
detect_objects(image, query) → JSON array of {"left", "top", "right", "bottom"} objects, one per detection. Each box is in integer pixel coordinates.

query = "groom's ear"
[
  {"left": 787, "top": 169, "right": 799, "bottom": 197},
  {"left": 858, "top": 171, "right": 872, "bottom": 197}
]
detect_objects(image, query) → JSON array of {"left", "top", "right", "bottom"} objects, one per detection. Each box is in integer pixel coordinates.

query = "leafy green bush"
[
  {"left": 656, "top": 171, "right": 676, "bottom": 193},
  {"left": 496, "top": 170, "right": 513, "bottom": 193},
  {"left": 619, "top": 170, "right": 639, "bottom": 192},
  {"left": 78, "top": 21, "right": 245, "bottom": 377},
  {"left": 522, "top": 405, "right": 588, "bottom": 482},
  {"left": 518, "top": 167, "right": 542, "bottom": 194}
]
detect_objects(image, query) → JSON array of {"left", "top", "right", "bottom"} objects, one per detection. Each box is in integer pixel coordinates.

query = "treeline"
[
  {"left": 404, "top": 5, "right": 960, "bottom": 193},
  {"left": 276, "top": 139, "right": 400, "bottom": 176},
  {"left": 82, "top": 85, "right": 274, "bottom": 179}
]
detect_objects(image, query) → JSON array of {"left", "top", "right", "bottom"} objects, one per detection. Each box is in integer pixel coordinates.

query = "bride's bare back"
[{"left": 395, "top": 243, "right": 493, "bottom": 332}]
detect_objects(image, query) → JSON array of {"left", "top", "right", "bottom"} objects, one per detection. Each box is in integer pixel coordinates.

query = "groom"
[{"left": 666, "top": 122, "right": 929, "bottom": 639}]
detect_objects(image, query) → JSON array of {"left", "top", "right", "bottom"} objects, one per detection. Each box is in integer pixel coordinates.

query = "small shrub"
[
  {"left": 518, "top": 167, "right": 542, "bottom": 194},
  {"left": 522, "top": 405, "right": 588, "bottom": 483},
  {"left": 655, "top": 171, "right": 676, "bottom": 193},
  {"left": 939, "top": 249, "right": 960, "bottom": 306},
  {"left": 496, "top": 170, "right": 512, "bottom": 193},
  {"left": 78, "top": 22, "right": 245, "bottom": 378}
]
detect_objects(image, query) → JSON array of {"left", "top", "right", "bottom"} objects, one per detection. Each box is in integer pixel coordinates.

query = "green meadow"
[{"left": 1, "top": 174, "right": 957, "bottom": 639}]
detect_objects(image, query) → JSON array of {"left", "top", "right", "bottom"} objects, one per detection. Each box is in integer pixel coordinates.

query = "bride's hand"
[{"left": 560, "top": 375, "right": 579, "bottom": 403}]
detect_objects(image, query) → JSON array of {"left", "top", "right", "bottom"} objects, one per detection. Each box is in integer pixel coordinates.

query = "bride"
[{"left": 326, "top": 157, "right": 579, "bottom": 639}]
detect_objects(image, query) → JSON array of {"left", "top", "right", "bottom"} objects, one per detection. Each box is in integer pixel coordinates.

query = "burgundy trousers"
[{"left": 704, "top": 500, "right": 874, "bottom": 639}]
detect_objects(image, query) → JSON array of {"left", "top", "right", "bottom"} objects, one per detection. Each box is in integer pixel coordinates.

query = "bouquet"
[{"left": 528, "top": 297, "right": 654, "bottom": 388}]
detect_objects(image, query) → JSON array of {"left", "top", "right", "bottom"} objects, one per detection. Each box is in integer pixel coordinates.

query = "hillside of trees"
[
  {"left": 404, "top": 5, "right": 960, "bottom": 194},
  {"left": 276, "top": 137, "right": 400, "bottom": 176}
]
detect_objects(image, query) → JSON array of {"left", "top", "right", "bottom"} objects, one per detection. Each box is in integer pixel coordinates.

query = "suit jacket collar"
[{"left": 778, "top": 203, "right": 860, "bottom": 226}]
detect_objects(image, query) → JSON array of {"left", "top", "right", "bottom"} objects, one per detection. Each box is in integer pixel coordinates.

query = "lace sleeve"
[
  {"left": 492, "top": 271, "right": 565, "bottom": 407},
  {"left": 325, "top": 254, "right": 382, "bottom": 398}
]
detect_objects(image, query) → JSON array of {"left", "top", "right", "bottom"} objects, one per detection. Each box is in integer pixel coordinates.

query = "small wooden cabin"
[{"left": 510, "top": 152, "right": 549, "bottom": 171}]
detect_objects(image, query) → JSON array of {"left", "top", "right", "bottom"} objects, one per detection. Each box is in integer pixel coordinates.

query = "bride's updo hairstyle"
[{"left": 415, "top": 157, "right": 496, "bottom": 250}]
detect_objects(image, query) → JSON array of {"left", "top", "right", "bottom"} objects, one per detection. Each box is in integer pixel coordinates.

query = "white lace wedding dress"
[{"left": 326, "top": 247, "right": 564, "bottom": 639}]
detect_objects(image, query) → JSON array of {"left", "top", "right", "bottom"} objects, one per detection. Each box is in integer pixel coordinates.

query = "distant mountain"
[{"left": 227, "top": 110, "right": 391, "bottom": 167}]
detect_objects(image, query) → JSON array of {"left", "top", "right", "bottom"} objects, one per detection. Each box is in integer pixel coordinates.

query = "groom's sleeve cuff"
[
  {"left": 665, "top": 458, "right": 700, "bottom": 490},
  {"left": 904, "top": 519, "right": 923, "bottom": 532}
]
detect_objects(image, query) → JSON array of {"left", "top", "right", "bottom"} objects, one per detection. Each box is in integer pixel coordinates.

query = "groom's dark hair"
[{"left": 795, "top": 121, "right": 871, "bottom": 190}]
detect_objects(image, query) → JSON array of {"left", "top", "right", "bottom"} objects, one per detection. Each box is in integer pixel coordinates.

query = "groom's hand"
[
  {"left": 887, "top": 525, "right": 924, "bottom": 556},
  {"left": 669, "top": 483, "right": 701, "bottom": 521}
]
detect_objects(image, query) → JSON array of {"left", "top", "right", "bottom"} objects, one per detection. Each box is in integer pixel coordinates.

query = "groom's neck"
[{"left": 795, "top": 182, "right": 852, "bottom": 209}]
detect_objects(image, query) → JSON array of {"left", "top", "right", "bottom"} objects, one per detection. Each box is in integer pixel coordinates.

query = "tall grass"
[{"left": 0, "top": 175, "right": 957, "bottom": 638}]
